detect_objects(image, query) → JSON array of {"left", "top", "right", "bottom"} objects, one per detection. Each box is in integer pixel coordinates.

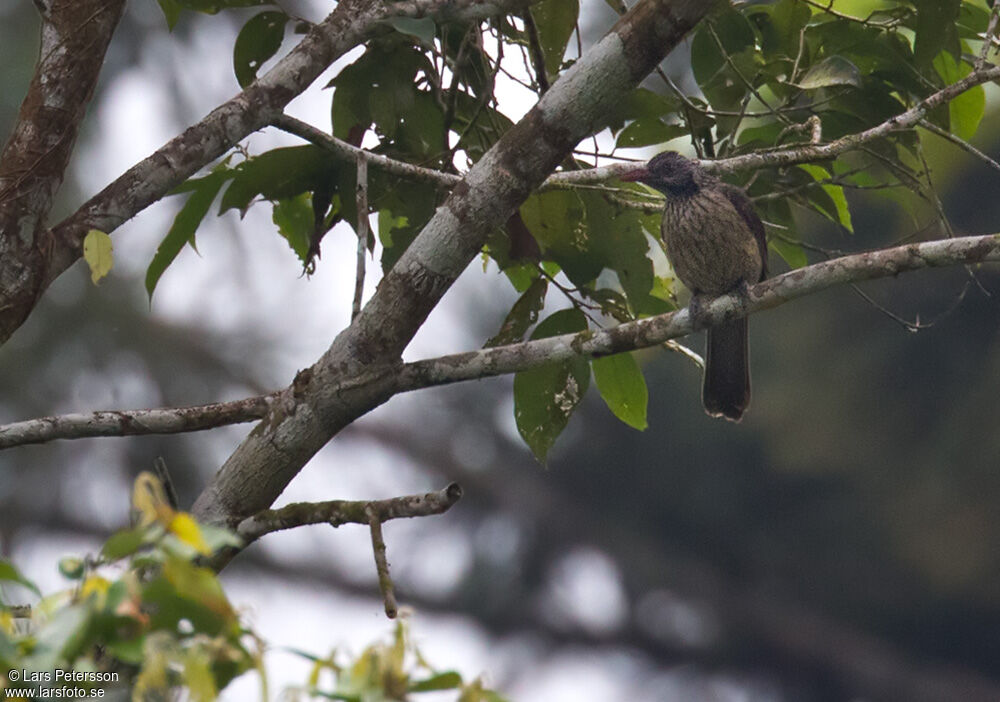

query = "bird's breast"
[{"left": 660, "top": 189, "right": 763, "bottom": 295}]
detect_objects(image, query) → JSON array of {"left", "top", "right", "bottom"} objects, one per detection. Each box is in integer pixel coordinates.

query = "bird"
[{"left": 622, "top": 151, "right": 767, "bottom": 421}]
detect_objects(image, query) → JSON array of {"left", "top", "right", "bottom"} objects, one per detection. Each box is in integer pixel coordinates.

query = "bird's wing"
[{"left": 720, "top": 183, "right": 768, "bottom": 280}]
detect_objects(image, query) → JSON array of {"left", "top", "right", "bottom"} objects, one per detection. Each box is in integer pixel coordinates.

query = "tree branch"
[
  {"left": 235, "top": 483, "right": 463, "bottom": 544},
  {"left": 276, "top": 61, "right": 1000, "bottom": 201},
  {"left": 0, "top": 0, "right": 535, "bottom": 346},
  {"left": 190, "top": 0, "right": 719, "bottom": 543},
  {"left": 273, "top": 115, "right": 462, "bottom": 189},
  {"left": 0, "top": 395, "right": 278, "bottom": 449},
  {"left": 0, "top": 0, "right": 127, "bottom": 343},
  {"left": 551, "top": 63, "right": 1000, "bottom": 184},
  {"left": 399, "top": 233, "right": 1000, "bottom": 385},
  {"left": 3, "top": 233, "right": 997, "bottom": 451}
]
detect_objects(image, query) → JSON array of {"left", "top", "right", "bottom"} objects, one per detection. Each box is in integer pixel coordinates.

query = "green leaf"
[
  {"left": 83, "top": 229, "right": 114, "bottom": 284},
  {"left": 605, "top": 88, "right": 679, "bottom": 133},
  {"left": 219, "top": 146, "right": 336, "bottom": 215},
  {"left": 519, "top": 190, "right": 597, "bottom": 284},
  {"left": 615, "top": 120, "right": 688, "bottom": 148},
  {"left": 486, "top": 278, "right": 548, "bottom": 347},
  {"left": 197, "top": 524, "right": 243, "bottom": 553},
  {"left": 913, "top": 0, "right": 961, "bottom": 65},
  {"left": 146, "top": 170, "right": 228, "bottom": 299},
  {"left": 957, "top": 2, "right": 991, "bottom": 38},
  {"left": 690, "top": 11, "right": 756, "bottom": 111},
  {"left": 797, "top": 56, "right": 863, "bottom": 89},
  {"left": 273, "top": 193, "right": 314, "bottom": 264},
  {"left": 374, "top": 178, "right": 437, "bottom": 271},
  {"left": 592, "top": 353, "right": 648, "bottom": 430},
  {"left": 329, "top": 45, "right": 436, "bottom": 143},
  {"left": 30, "top": 604, "right": 92, "bottom": 665},
  {"left": 409, "top": 671, "right": 463, "bottom": 692},
  {"left": 387, "top": 16, "right": 436, "bottom": 46},
  {"left": 933, "top": 51, "right": 985, "bottom": 140},
  {"left": 513, "top": 309, "right": 590, "bottom": 463},
  {"left": 453, "top": 92, "right": 515, "bottom": 160},
  {"left": 156, "top": 0, "right": 182, "bottom": 29},
  {"left": 0, "top": 559, "right": 40, "bottom": 597},
  {"left": 799, "top": 164, "right": 853, "bottom": 232},
  {"left": 101, "top": 526, "right": 150, "bottom": 561},
  {"left": 747, "top": 0, "right": 811, "bottom": 60},
  {"left": 58, "top": 558, "right": 86, "bottom": 581},
  {"left": 233, "top": 11, "right": 289, "bottom": 88},
  {"left": 769, "top": 236, "right": 808, "bottom": 269},
  {"left": 378, "top": 210, "right": 409, "bottom": 249},
  {"left": 530, "top": 0, "right": 579, "bottom": 79}
]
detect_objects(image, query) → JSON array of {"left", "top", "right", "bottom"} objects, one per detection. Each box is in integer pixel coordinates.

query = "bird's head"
[{"left": 620, "top": 151, "right": 699, "bottom": 196}]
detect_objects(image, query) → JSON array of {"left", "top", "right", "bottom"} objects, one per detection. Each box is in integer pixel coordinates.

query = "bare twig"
[
  {"left": 235, "top": 483, "right": 463, "bottom": 542},
  {"left": 849, "top": 280, "right": 972, "bottom": 332},
  {"left": 235, "top": 483, "right": 464, "bottom": 617},
  {"left": 553, "top": 64, "right": 1000, "bottom": 185},
  {"left": 0, "top": 394, "right": 278, "bottom": 449},
  {"left": 368, "top": 512, "right": 398, "bottom": 618},
  {"left": 353, "top": 157, "right": 370, "bottom": 320},
  {"left": 706, "top": 22, "right": 791, "bottom": 126},
  {"left": 153, "top": 457, "right": 179, "bottom": 511},
  {"left": 919, "top": 119, "right": 1000, "bottom": 176},
  {"left": 523, "top": 9, "right": 550, "bottom": 93},
  {"left": 978, "top": 1, "right": 1000, "bottom": 68},
  {"left": 274, "top": 115, "right": 460, "bottom": 189}
]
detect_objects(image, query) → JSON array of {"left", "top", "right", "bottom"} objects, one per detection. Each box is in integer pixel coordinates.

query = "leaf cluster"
[
  {"left": 0, "top": 474, "right": 251, "bottom": 700},
  {"left": 143, "top": 0, "right": 999, "bottom": 461}
]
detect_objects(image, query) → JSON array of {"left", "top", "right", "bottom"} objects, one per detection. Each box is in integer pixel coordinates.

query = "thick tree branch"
[
  {"left": 0, "top": 0, "right": 127, "bottom": 343},
  {"left": 235, "top": 482, "right": 463, "bottom": 544},
  {"left": 190, "top": 0, "right": 719, "bottom": 540},
  {"left": 4, "top": 233, "right": 997, "bottom": 450},
  {"left": 399, "top": 234, "right": 1000, "bottom": 387},
  {"left": 0, "top": 0, "right": 534, "bottom": 346}
]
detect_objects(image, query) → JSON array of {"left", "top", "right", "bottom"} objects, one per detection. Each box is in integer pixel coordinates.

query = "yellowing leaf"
[
  {"left": 0, "top": 610, "right": 15, "bottom": 635},
  {"left": 183, "top": 649, "right": 218, "bottom": 702},
  {"left": 80, "top": 575, "right": 111, "bottom": 605},
  {"left": 82, "top": 229, "right": 113, "bottom": 284},
  {"left": 169, "top": 513, "right": 212, "bottom": 556},
  {"left": 132, "top": 471, "right": 174, "bottom": 527},
  {"left": 163, "top": 556, "right": 235, "bottom": 619}
]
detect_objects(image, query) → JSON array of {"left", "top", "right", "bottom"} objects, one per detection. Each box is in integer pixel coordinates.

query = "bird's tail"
[{"left": 703, "top": 318, "right": 750, "bottom": 422}]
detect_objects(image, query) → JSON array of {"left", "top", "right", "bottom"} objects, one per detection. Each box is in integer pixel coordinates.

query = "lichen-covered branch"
[
  {"left": 2, "top": 233, "right": 997, "bottom": 451},
  {"left": 190, "top": 0, "right": 719, "bottom": 540},
  {"left": 235, "top": 483, "right": 463, "bottom": 543},
  {"left": 0, "top": 395, "right": 278, "bottom": 449},
  {"left": 0, "top": 0, "right": 535, "bottom": 346},
  {"left": 397, "top": 233, "right": 1000, "bottom": 387},
  {"left": 0, "top": 0, "right": 126, "bottom": 343}
]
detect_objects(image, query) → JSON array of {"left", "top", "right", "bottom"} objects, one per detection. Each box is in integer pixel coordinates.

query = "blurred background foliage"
[{"left": 1, "top": 0, "right": 1000, "bottom": 700}]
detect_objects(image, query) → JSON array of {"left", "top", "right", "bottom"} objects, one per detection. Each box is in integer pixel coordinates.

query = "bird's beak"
[{"left": 619, "top": 167, "right": 649, "bottom": 183}]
